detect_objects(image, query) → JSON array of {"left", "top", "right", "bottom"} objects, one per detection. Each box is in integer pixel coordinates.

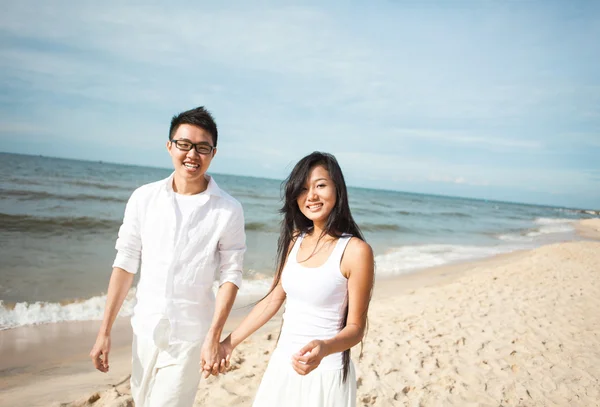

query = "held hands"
[
  {"left": 199, "top": 337, "right": 329, "bottom": 377},
  {"left": 90, "top": 333, "right": 111, "bottom": 373},
  {"left": 200, "top": 335, "right": 233, "bottom": 378},
  {"left": 291, "top": 340, "right": 329, "bottom": 376}
]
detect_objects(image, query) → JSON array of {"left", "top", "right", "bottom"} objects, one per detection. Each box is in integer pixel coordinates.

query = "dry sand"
[
  {"left": 1, "top": 219, "right": 599, "bottom": 407},
  {"left": 576, "top": 218, "right": 600, "bottom": 240}
]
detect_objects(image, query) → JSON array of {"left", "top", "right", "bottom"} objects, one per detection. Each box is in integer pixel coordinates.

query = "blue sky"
[{"left": 0, "top": 1, "right": 599, "bottom": 209}]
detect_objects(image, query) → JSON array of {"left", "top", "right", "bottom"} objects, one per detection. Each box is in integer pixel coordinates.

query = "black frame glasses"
[{"left": 171, "top": 139, "right": 215, "bottom": 155}]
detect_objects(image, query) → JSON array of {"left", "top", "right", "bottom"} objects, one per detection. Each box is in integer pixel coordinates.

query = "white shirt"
[
  {"left": 113, "top": 173, "right": 245, "bottom": 343},
  {"left": 174, "top": 191, "right": 207, "bottom": 240}
]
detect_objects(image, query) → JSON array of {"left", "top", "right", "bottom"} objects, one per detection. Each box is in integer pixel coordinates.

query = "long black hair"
[{"left": 270, "top": 151, "right": 367, "bottom": 382}]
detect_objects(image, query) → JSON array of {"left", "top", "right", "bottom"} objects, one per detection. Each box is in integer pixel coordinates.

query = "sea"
[{"left": 0, "top": 152, "right": 596, "bottom": 330}]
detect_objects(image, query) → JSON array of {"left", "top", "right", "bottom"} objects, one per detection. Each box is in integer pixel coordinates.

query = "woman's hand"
[
  {"left": 291, "top": 340, "right": 329, "bottom": 375},
  {"left": 220, "top": 335, "right": 234, "bottom": 371}
]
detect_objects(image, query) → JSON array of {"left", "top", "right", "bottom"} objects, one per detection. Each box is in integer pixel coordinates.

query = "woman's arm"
[
  {"left": 221, "top": 234, "right": 299, "bottom": 359},
  {"left": 221, "top": 282, "right": 287, "bottom": 356},
  {"left": 291, "top": 238, "right": 374, "bottom": 375}
]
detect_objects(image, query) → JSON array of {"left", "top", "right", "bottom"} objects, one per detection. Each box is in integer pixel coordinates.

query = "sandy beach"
[{"left": 1, "top": 219, "right": 599, "bottom": 407}]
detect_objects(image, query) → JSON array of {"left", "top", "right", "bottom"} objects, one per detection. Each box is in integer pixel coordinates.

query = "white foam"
[
  {"left": 496, "top": 234, "right": 534, "bottom": 242},
  {"left": 375, "top": 244, "right": 508, "bottom": 277},
  {"left": 0, "top": 278, "right": 274, "bottom": 330},
  {"left": 495, "top": 218, "right": 576, "bottom": 242},
  {"left": 534, "top": 217, "right": 576, "bottom": 226},
  {"left": 0, "top": 289, "right": 137, "bottom": 330},
  {"left": 527, "top": 218, "right": 575, "bottom": 237}
]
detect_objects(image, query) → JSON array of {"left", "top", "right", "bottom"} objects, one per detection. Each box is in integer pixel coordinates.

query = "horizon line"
[{"left": 1, "top": 151, "right": 597, "bottom": 212}]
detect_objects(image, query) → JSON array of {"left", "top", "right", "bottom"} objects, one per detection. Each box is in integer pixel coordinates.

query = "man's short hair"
[{"left": 169, "top": 106, "right": 218, "bottom": 147}]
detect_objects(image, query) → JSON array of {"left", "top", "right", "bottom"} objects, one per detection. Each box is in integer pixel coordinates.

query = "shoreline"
[
  {"left": 0, "top": 216, "right": 588, "bottom": 326},
  {"left": 0, "top": 219, "right": 598, "bottom": 406}
]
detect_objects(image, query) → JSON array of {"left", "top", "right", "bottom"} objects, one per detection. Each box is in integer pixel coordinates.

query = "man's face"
[{"left": 167, "top": 124, "right": 217, "bottom": 183}]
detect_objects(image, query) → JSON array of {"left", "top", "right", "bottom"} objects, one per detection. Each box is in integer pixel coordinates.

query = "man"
[{"left": 90, "top": 106, "right": 245, "bottom": 406}]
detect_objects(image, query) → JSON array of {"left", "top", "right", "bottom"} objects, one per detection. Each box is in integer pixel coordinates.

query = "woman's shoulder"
[
  {"left": 340, "top": 237, "right": 374, "bottom": 279},
  {"left": 344, "top": 237, "right": 373, "bottom": 260}
]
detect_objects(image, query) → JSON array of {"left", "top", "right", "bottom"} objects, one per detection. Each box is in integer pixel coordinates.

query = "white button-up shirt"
[{"left": 113, "top": 173, "right": 245, "bottom": 342}]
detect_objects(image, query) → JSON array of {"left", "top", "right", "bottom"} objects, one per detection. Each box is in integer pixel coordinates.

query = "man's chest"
[{"left": 138, "top": 200, "right": 226, "bottom": 257}]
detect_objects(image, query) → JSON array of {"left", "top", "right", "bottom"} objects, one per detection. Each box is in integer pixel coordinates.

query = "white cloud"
[
  {"left": 560, "top": 132, "right": 600, "bottom": 148},
  {"left": 333, "top": 150, "right": 596, "bottom": 193},
  {"left": 428, "top": 174, "right": 471, "bottom": 185},
  {"left": 0, "top": 122, "right": 54, "bottom": 136},
  {"left": 3, "top": 1, "right": 594, "bottom": 124},
  {"left": 1, "top": 1, "right": 599, "bottom": 207},
  {"left": 392, "top": 128, "right": 543, "bottom": 150}
]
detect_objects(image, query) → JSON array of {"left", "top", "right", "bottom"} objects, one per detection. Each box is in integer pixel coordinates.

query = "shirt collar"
[{"left": 164, "top": 172, "right": 222, "bottom": 198}]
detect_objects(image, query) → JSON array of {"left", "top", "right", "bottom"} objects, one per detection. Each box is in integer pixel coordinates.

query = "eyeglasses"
[{"left": 171, "top": 139, "right": 215, "bottom": 155}]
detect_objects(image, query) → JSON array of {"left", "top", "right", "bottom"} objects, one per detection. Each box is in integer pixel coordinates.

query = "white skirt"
[{"left": 253, "top": 350, "right": 356, "bottom": 407}]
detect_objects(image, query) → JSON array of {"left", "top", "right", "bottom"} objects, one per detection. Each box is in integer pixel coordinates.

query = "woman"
[{"left": 220, "top": 151, "right": 374, "bottom": 406}]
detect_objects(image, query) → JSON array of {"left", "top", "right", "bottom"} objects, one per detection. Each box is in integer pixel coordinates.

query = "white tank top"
[{"left": 277, "top": 233, "right": 352, "bottom": 370}]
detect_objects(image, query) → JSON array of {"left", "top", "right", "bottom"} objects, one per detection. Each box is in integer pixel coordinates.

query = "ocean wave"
[
  {"left": 440, "top": 211, "right": 472, "bottom": 218},
  {"left": 534, "top": 217, "right": 576, "bottom": 225},
  {"left": 375, "top": 243, "right": 510, "bottom": 277},
  {"left": 394, "top": 210, "right": 472, "bottom": 218},
  {"left": 245, "top": 222, "right": 279, "bottom": 232},
  {"left": 0, "top": 279, "right": 272, "bottom": 330},
  {"left": 0, "top": 291, "right": 137, "bottom": 330},
  {"left": 233, "top": 192, "right": 278, "bottom": 202},
  {"left": 1, "top": 212, "right": 279, "bottom": 235},
  {"left": 0, "top": 188, "right": 127, "bottom": 203},
  {"left": 370, "top": 201, "right": 394, "bottom": 209},
  {"left": 555, "top": 208, "right": 600, "bottom": 216},
  {"left": 356, "top": 208, "right": 473, "bottom": 219},
  {"left": 5, "top": 177, "right": 46, "bottom": 186},
  {"left": 4, "top": 177, "right": 133, "bottom": 191},
  {"left": 527, "top": 218, "right": 575, "bottom": 237},
  {"left": 67, "top": 180, "right": 133, "bottom": 191},
  {"left": 0, "top": 213, "right": 120, "bottom": 234},
  {"left": 360, "top": 223, "right": 410, "bottom": 232},
  {"left": 496, "top": 234, "right": 534, "bottom": 243},
  {"left": 495, "top": 218, "right": 576, "bottom": 242}
]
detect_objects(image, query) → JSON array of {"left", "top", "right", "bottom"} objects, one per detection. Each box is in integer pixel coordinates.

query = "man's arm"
[
  {"left": 90, "top": 267, "right": 134, "bottom": 372},
  {"left": 201, "top": 204, "right": 246, "bottom": 377},
  {"left": 201, "top": 281, "right": 238, "bottom": 377},
  {"left": 90, "top": 189, "right": 142, "bottom": 372}
]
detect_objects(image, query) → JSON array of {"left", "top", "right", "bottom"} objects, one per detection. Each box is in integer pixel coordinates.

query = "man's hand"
[
  {"left": 200, "top": 335, "right": 226, "bottom": 378},
  {"left": 90, "top": 333, "right": 111, "bottom": 373},
  {"left": 201, "top": 281, "right": 239, "bottom": 378},
  {"left": 291, "top": 340, "right": 329, "bottom": 376}
]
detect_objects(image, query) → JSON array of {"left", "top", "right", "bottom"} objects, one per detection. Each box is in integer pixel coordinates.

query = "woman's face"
[{"left": 296, "top": 164, "right": 337, "bottom": 227}]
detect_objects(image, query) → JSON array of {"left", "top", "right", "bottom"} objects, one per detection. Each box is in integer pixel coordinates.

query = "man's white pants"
[{"left": 131, "top": 319, "right": 203, "bottom": 407}]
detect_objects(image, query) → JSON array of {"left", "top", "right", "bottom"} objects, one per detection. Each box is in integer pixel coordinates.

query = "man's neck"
[{"left": 172, "top": 175, "right": 209, "bottom": 195}]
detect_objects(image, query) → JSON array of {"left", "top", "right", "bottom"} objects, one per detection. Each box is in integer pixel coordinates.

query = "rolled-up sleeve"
[
  {"left": 112, "top": 189, "right": 142, "bottom": 274},
  {"left": 217, "top": 204, "right": 246, "bottom": 288}
]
